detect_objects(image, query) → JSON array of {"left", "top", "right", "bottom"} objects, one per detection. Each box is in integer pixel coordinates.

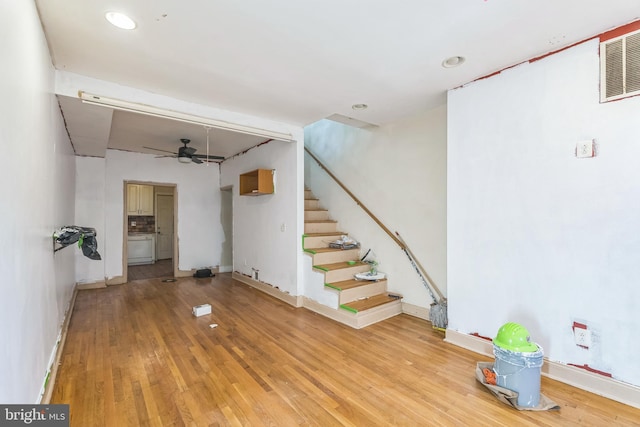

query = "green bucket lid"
[{"left": 493, "top": 322, "right": 538, "bottom": 352}]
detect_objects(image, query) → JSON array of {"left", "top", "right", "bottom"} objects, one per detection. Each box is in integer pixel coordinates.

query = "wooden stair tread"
[
  {"left": 340, "top": 294, "right": 401, "bottom": 313},
  {"left": 305, "top": 247, "right": 358, "bottom": 255},
  {"left": 313, "top": 261, "right": 367, "bottom": 271},
  {"left": 304, "top": 232, "right": 344, "bottom": 237},
  {"left": 305, "top": 220, "right": 337, "bottom": 224},
  {"left": 325, "top": 278, "right": 387, "bottom": 291},
  {"left": 305, "top": 208, "right": 328, "bottom": 211}
]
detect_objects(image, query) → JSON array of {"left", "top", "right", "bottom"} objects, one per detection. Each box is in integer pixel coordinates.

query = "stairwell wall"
[{"left": 304, "top": 107, "right": 447, "bottom": 310}]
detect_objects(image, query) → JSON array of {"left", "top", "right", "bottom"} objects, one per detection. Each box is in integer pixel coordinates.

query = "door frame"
[{"left": 123, "top": 181, "right": 178, "bottom": 282}]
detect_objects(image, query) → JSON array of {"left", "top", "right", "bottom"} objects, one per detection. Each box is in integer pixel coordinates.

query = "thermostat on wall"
[{"left": 192, "top": 304, "right": 211, "bottom": 317}]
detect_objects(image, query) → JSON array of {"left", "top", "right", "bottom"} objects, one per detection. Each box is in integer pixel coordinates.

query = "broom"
[{"left": 395, "top": 232, "right": 447, "bottom": 332}]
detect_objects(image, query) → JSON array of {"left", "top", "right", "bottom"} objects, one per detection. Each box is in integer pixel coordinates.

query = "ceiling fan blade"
[
  {"left": 144, "top": 146, "right": 177, "bottom": 155},
  {"left": 191, "top": 157, "right": 203, "bottom": 164},
  {"left": 192, "top": 153, "right": 225, "bottom": 160},
  {"left": 183, "top": 147, "right": 197, "bottom": 156},
  {"left": 154, "top": 155, "right": 176, "bottom": 158}
]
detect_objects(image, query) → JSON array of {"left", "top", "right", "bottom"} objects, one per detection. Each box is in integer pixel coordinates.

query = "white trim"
[
  {"left": 401, "top": 302, "right": 430, "bottom": 321},
  {"left": 445, "top": 329, "right": 640, "bottom": 409},
  {"left": 79, "top": 92, "right": 294, "bottom": 142},
  {"left": 39, "top": 286, "right": 79, "bottom": 403},
  {"left": 232, "top": 272, "right": 303, "bottom": 307}
]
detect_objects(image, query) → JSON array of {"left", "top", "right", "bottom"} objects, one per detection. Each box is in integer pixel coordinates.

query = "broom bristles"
[{"left": 429, "top": 301, "right": 448, "bottom": 330}]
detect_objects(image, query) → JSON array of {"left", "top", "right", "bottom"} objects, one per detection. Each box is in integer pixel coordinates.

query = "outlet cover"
[
  {"left": 576, "top": 140, "right": 595, "bottom": 158},
  {"left": 574, "top": 326, "right": 592, "bottom": 348}
]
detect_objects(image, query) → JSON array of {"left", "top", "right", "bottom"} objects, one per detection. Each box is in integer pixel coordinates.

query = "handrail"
[
  {"left": 304, "top": 147, "right": 403, "bottom": 248},
  {"left": 304, "top": 146, "right": 445, "bottom": 303}
]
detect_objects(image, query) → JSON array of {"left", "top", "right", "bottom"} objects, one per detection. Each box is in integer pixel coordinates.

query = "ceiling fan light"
[{"left": 178, "top": 156, "right": 191, "bottom": 164}]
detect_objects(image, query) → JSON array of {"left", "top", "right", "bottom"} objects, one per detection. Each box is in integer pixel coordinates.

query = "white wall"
[
  {"left": 102, "top": 150, "right": 223, "bottom": 278},
  {"left": 448, "top": 39, "right": 640, "bottom": 387},
  {"left": 0, "top": 2, "right": 76, "bottom": 402},
  {"left": 220, "top": 139, "right": 304, "bottom": 295},
  {"left": 304, "top": 108, "right": 448, "bottom": 309},
  {"left": 75, "top": 157, "right": 106, "bottom": 283}
]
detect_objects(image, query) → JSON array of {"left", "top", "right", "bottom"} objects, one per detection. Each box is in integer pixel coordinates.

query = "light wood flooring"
[{"left": 51, "top": 273, "right": 640, "bottom": 426}]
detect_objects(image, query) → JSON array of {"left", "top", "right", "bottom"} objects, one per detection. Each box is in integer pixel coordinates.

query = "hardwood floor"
[
  {"left": 51, "top": 274, "right": 640, "bottom": 426},
  {"left": 128, "top": 259, "right": 174, "bottom": 281}
]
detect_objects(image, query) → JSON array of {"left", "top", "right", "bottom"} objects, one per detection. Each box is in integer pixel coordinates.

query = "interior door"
[{"left": 156, "top": 194, "right": 174, "bottom": 260}]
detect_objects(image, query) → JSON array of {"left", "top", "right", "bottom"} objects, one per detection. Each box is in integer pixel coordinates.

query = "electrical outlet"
[
  {"left": 574, "top": 326, "right": 592, "bottom": 348},
  {"left": 576, "top": 140, "right": 594, "bottom": 158}
]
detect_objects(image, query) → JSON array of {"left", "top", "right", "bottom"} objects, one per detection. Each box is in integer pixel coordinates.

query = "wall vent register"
[{"left": 601, "top": 28, "right": 640, "bottom": 102}]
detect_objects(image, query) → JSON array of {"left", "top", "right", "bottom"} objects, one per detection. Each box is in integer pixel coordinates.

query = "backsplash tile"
[{"left": 128, "top": 215, "right": 155, "bottom": 233}]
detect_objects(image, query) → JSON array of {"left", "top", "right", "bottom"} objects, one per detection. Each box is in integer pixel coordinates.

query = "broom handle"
[{"left": 395, "top": 232, "right": 445, "bottom": 303}]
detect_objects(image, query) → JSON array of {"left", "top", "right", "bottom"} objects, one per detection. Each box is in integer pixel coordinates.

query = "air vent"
[{"left": 601, "top": 29, "right": 640, "bottom": 102}]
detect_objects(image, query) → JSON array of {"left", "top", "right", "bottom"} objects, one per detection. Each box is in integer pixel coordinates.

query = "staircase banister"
[{"left": 304, "top": 147, "right": 404, "bottom": 248}]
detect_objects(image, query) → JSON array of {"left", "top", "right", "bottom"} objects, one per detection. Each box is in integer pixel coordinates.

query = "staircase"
[{"left": 302, "top": 188, "right": 402, "bottom": 328}]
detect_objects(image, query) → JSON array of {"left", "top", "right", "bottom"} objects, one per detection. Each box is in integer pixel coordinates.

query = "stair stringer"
[{"left": 302, "top": 254, "right": 339, "bottom": 309}]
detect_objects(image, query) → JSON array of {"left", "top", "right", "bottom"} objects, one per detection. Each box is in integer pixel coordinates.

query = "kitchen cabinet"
[
  {"left": 239, "top": 169, "right": 274, "bottom": 196},
  {"left": 127, "top": 184, "right": 154, "bottom": 215}
]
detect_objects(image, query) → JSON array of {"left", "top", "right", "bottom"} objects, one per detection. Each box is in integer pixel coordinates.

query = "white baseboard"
[
  {"left": 232, "top": 272, "right": 303, "bottom": 307},
  {"left": 219, "top": 265, "right": 233, "bottom": 273},
  {"left": 40, "top": 286, "right": 78, "bottom": 403},
  {"left": 76, "top": 280, "right": 106, "bottom": 290},
  {"left": 445, "top": 329, "right": 640, "bottom": 409},
  {"left": 402, "top": 302, "right": 430, "bottom": 321}
]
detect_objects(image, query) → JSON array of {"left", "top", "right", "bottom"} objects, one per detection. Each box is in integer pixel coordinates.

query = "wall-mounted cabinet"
[
  {"left": 239, "top": 169, "right": 274, "bottom": 196},
  {"left": 127, "top": 184, "right": 154, "bottom": 215}
]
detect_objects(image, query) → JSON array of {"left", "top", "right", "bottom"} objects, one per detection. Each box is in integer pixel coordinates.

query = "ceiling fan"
[{"left": 144, "top": 138, "right": 225, "bottom": 164}]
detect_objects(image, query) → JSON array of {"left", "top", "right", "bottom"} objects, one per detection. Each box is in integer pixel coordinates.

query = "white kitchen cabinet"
[{"left": 127, "top": 184, "right": 154, "bottom": 216}]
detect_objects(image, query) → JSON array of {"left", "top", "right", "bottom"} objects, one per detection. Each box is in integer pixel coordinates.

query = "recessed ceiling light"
[
  {"left": 442, "top": 56, "right": 465, "bottom": 68},
  {"left": 105, "top": 12, "right": 137, "bottom": 30},
  {"left": 352, "top": 103, "right": 368, "bottom": 110}
]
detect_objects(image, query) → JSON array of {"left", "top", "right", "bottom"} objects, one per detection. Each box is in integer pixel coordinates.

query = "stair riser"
[
  {"left": 305, "top": 199, "right": 321, "bottom": 209},
  {"left": 351, "top": 300, "right": 403, "bottom": 329},
  {"left": 305, "top": 222, "right": 338, "bottom": 234},
  {"left": 303, "top": 235, "right": 341, "bottom": 249},
  {"left": 337, "top": 281, "right": 388, "bottom": 305},
  {"left": 320, "top": 264, "right": 371, "bottom": 283},
  {"left": 305, "top": 210, "right": 330, "bottom": 221},
  {"left": 311, "top": 248, "right": 360, "bottom": 265},
  {"left": 305, "top": 189, "right": 313, "bottom": 198}
]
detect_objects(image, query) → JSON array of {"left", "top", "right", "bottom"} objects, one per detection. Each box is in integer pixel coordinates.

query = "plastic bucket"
[{"left": 493, "top": 344, "right": 544, "bottom": 407}]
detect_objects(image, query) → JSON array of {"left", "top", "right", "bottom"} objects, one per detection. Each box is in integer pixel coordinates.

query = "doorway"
[{"left": 124, "top": 182, "right": 177, "bottom": 282}]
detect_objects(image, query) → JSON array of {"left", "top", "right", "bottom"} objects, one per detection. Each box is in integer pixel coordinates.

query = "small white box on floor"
[{"left": 192, "top": 304, "right": 211, "bottom": 317}]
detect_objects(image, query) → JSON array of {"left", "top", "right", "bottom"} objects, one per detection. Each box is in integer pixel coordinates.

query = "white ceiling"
[{"left": 37, "top": 0, "right": 640, "bottom": 159}]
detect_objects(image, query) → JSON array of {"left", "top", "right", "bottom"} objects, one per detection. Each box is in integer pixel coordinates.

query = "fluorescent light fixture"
[
  {"left": 78, "top": 91, "right": 294, "bottom": 142},
  {"left": 105, "top": 12, "right": 137, "bottom": 30}
]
